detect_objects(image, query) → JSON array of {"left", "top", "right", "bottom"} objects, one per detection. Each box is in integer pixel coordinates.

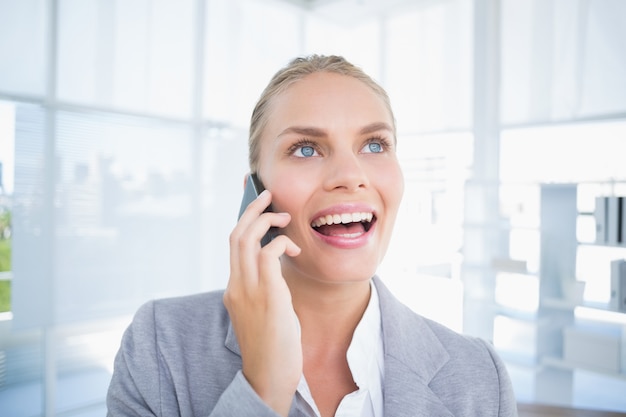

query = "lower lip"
[{"left": 312, "top": 222, "right": 376, "bottom": 249}]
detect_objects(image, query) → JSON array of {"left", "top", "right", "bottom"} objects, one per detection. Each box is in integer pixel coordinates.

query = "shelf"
[
  {"left": 498, "top": 350, "right": 542, "bottom": 369},
  {"left": 541, "top": 298, "right": 579, "bottom": 311},
  {"left": 494, "top": 303, "right": 540, "bottom": 322},
  {"left": 578, "top": 241, "right": 626, "bottom": 249},
  {"left": 541, "top": 298, "right": 626, "bottom": 320},
  {"left": 542, "top": 356, "right": 626, "bottom": 382}
]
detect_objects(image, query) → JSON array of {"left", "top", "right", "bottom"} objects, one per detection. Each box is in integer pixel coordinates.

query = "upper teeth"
[{"left": 311, "top": 212, "right": 374, "bottom": 227}]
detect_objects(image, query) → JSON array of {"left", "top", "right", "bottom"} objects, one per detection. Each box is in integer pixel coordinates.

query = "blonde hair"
[{"left": 248, "top": 54, "right": 396, "bottom": 173}]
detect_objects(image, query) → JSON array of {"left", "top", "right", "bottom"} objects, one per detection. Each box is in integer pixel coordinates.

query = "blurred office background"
[{"left": 1, "top": 0, "right": 626, "bottom": 415}]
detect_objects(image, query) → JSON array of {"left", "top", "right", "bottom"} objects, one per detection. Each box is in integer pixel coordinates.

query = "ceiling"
[{"left": 276, "top": 0, "right": 437, "bottom": 25}]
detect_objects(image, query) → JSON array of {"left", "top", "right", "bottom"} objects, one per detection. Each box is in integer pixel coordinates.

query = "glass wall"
[{"left": 0, "top": 0, "right": 299, "bottom": 415}]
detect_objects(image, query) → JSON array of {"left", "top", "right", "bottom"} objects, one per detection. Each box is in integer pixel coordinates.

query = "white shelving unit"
[{"left": 523, "top": 184, "right": 626, "bottom": 403}]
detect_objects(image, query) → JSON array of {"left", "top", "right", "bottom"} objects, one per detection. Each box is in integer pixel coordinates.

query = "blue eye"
[
  {"left": 292, "top": 143, "right": 318, "bottom": 158},
  {"left": 368, "top": 142, "right": 382, "bottom": 153},
  {"left": 362, "top": 141, "right": 385, "bottom": 153},
  {"left": 300, "top": 146, "right": 315, "bottom": 157}
]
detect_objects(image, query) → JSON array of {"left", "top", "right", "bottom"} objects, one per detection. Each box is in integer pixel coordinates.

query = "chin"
[
  {"left": 307, "top": 262, "right": 379, "bottom": 284},
  {"left": 281, "top": 243, "right": 384, "bottom": 283}
]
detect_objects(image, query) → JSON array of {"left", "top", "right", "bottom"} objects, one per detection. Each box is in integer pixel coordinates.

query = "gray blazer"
[{"left": 107, "top": 277, "right": 518, "bottom": 416}]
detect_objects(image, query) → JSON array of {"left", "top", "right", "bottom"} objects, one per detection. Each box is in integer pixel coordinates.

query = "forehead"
[{"left": 266, "top": 72, "right": 393, "bottom": 129}]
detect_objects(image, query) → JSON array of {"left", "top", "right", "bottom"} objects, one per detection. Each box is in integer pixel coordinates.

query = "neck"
[{"left": 285, "top": 275, "right": 371, "bottom": 348}]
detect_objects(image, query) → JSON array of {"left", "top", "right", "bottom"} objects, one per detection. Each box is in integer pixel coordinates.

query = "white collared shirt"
[{"left": 294, "top": 282, "right": 384, "bottom": 417}]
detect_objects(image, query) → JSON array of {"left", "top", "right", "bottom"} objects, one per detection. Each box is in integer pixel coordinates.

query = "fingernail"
[{"left": 258, "top": 190, "right": 269, "bottom": 199}]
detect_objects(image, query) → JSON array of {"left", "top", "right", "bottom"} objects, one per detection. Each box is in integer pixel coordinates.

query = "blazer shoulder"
[
  {"left": 423, "top": 315, "right": 492, "bottom": 357},
  {"left": 150, "top": 289, "right": 227, "bottom": 317},
  {"left": 422, "top": 316, "right": 517, "bottom": 416},
  {"left": 127, "top": 289, "right": 230, "bottom": 351}
]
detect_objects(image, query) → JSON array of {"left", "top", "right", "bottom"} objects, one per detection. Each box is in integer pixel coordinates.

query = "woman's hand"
[{"left": 224, "top": 190, "right": 302, "bottom": 417}]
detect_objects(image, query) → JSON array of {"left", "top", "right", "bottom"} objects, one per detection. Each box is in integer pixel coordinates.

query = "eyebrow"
[
  {"left": 359, "top": 122, "right": 394, "bottom": 135},
  {"left": 277, "top": 126, "right": 327, "bottom": 138},
  {"left": 277, "top": 122, "right": 394, "bottom": 139}
]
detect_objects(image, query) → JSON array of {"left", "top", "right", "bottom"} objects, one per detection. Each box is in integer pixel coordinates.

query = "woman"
[{"left": 107, "top": 55, "right": 518, "bottom": 417}]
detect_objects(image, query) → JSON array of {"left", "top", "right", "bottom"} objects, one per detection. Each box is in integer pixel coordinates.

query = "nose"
[{"left": 323, "top": 151, "right": 370, "bottom": 192}]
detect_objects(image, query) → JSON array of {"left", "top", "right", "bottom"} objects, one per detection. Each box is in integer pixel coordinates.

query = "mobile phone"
[{"left": 237, "top": 173, "right": 277, "bottom": 247}]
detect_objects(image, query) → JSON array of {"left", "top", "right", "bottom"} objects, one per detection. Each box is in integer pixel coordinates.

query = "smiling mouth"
[{"left": 311, "top": 212, "right": 375, "bottom": 237}]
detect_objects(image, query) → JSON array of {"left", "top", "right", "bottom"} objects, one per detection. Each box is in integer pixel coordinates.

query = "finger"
[
  {"left": 237, "top": 211, "right": 291, "bottom": 254},
  {"left": 238, "top": 189, "right": 272, "bottom": 225},
  {"left": 263, "top": 234, "right": 301, "bottom": 259},
  {"left": 240, "top": 212, "right": 294, "bottom": 280},
  {"left": 229, "top": 190, "right": 272, "bottom": 281},
  {"left": 232, "top": 215, "right": 285, "bottom": 289},
  {"left": 229, "top": 199, "right": 293, "bottom": 288},
  {"left": 257, "top": 235, "right": 301, "bottom": 286},
  {"left": 231, "top": 191, "right": 290, "bottom": 249}
]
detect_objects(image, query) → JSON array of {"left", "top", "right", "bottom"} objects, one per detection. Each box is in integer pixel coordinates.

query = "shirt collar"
[
  {"left": 296, "top": 280, "right": 384, "bottom": 417},
  {"left": 346, "top": 280, "right": 383, "bottom": 388}
]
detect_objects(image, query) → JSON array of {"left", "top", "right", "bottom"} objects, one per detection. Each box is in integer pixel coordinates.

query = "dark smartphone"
[{"left": 237, "top": 173, "right": 277, "bottom": 247}]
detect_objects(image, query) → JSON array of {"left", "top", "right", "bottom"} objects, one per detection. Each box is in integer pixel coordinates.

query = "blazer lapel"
[
  {"left": 224, "top": 321, "right": 241, "bottom": 357},
  {"left": 224, "top": 278, "right": 456, "bottom": 416},
  {"left": 374, "top": 277, "right": 455, "bottom": 417}
]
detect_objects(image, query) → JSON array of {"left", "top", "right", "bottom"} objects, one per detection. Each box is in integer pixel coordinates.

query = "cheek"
[
  {"left": 378, "top": 162, "right": 405, "bottom": 210},
  {"left": 267, "top": 175, "right": 310, "bottom": 215}
]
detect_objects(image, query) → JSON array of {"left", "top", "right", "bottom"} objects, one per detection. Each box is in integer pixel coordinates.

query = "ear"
[{"left": 242, "top": 173, "right": 250, "bottom": 190}]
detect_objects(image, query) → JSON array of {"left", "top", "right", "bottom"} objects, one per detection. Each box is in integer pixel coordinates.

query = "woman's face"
[{"left": 257, "top": 72, "right": 404, "bottom": 284}]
